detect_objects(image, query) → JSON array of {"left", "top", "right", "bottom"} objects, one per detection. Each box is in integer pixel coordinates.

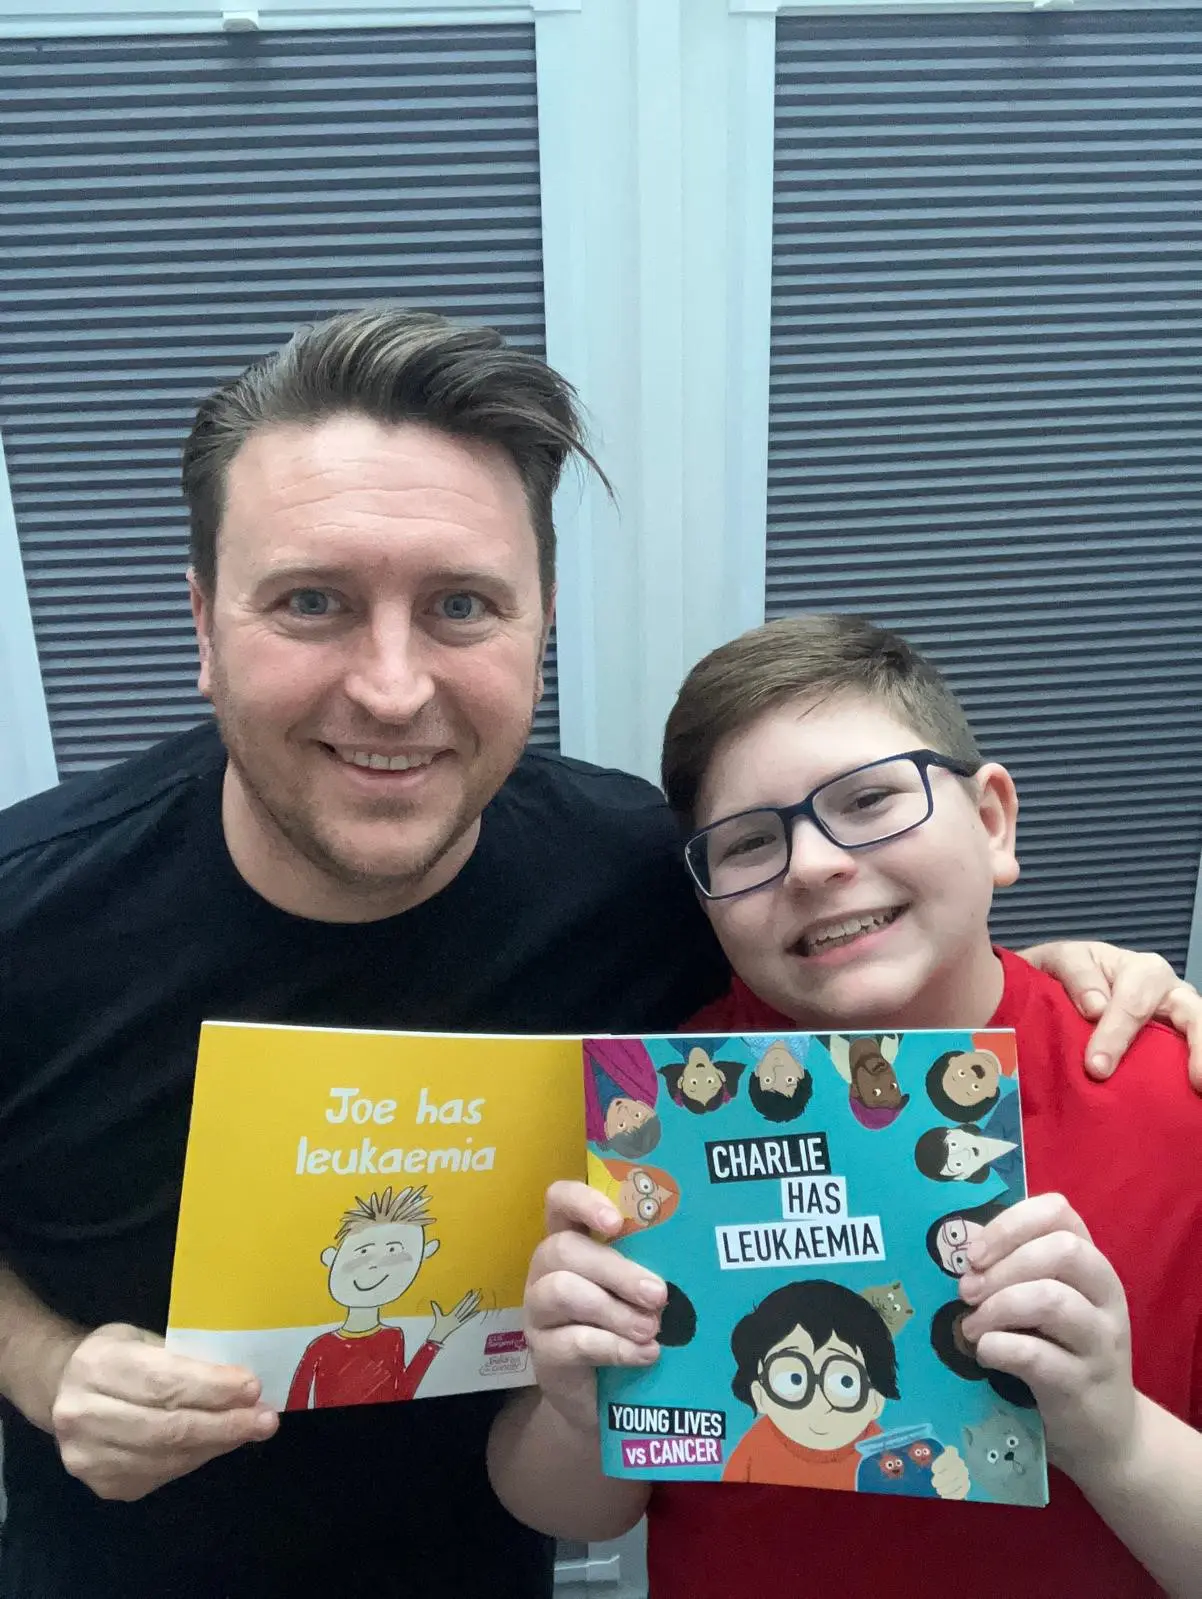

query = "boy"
[{"left": 488, "top": 615, "right": 1202, "bottom": 1598}]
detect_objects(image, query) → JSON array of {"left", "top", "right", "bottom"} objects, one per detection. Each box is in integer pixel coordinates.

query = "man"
[{"left": 0, "top": 306, "right": 1196, "bottom": 1597}]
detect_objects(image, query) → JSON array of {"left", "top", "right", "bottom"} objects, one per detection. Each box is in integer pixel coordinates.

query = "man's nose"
[
  {"left": 783, "top": 816, "right": 857, "bottom": 887},
  {"left": 343, "top": 615, "right": 435, "bottom": 723}
]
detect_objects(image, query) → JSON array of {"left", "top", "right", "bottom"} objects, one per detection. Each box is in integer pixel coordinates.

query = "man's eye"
[
  {"left": 286, "top": 589, "right": 341, "bottom": 618},
  {"left": 437, "top": 592, "right": 488, "bottom": 622}
]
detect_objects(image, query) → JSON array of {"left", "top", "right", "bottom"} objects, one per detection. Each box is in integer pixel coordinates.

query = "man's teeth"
[
  {"left": 340, "top": 749, "right": 435, "bottom": 771},
  {"left": 804, "top": 910, "right": 898, "bottom": 954}
]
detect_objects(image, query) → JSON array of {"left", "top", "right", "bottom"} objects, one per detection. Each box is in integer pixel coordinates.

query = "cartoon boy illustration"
[
  {"left": 913, "top": 1084, "right": 1023, "bottom": 1195},
  {"left": 585, "top": 1038, "right": 662, "bottom": 1157},
  {"left": 744, "top": 1036, "right": 812, "bottom": 1123},
  {"left": 924, "top": 1047, "right": 1006, "bottom": 1122},
  {"left": 659, "top": 1039, "right": 745, "bottom": 1115},
  {"left": 723, "top": 1281, "right": 969, "bottom": 1498},
  {"left": 285, "top": 1186, "right": 480, "bottom": 1411}
]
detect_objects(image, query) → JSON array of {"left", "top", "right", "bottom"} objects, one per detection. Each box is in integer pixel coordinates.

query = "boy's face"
[
  {"left": 754, "top": 1041, "right": 805, "bottom": 1095},
  {"left": 321, "top": 1219, "right": 434, "bottom": 1309},
  {"left": 939, "top": 1049, "right": 1001, "bottom": 1109},
  {"left": 695, "top": 695, "right": 1018, "bottom": 1031},
  {"left": 751, "top": 1322, "right": 885, "bottom": 1451}
]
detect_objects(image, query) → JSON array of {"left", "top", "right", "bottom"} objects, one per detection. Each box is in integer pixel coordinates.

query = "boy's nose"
[{"left": 783, "top": 817, "right": 857, "bottom": 886}]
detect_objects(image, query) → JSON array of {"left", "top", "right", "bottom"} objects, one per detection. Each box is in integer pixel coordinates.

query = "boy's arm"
[
  {"left": 961, "top": 1193, "right": 1202, "bottom": 1597},
  {"left": 486, "top": 1182, "right": 658, "bottom": 1542}
]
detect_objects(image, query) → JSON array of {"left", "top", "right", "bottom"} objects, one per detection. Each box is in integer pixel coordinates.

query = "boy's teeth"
[{"left": 805, "top": 910, "right": 897, "bottom": 954}]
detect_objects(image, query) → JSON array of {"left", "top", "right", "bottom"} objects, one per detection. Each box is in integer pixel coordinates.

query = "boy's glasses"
[
  {"left": 684, "top": 749, "right": 976, "bottom": 901},
  {"left": 757, "top": 1349, "right": 871, "bottom": 1413}
]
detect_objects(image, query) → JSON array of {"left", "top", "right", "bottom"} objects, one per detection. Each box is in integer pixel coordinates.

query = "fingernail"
[
  {"left": 254, "top": 1409, "right": 277, "bottom": 1435},
  {"left": 596, "top": 1206, "right": 622, "bottom": 1232},
  {"left": 1088, "top": 1051, "right": 1112, "bottom": 1078},
  {"left": 637, "top": 1279, "right": 666, "bottom": 1309},
  {"left": 1081, "top": 989, "right": 1107, "bottom": 1018},
  {"left": 959, "top": 1272, "right": 983, "bottom": 1303}
]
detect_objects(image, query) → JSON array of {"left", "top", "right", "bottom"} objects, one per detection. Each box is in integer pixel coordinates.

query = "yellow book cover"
[{"left": 166, "top": 1021, "right": 585, "bottom": 1412}]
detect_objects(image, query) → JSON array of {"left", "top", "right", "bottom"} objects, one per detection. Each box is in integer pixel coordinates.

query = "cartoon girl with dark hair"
[
  {"left": 658, "top": 1038, "right": 745, "bottom": 1115},
  {"left": 925, "top": 1200, "right": 1008, "bottom": 1278}
]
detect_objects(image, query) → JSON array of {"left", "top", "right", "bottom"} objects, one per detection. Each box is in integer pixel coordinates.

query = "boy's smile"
[{"left": 695, "top": 694, "right": 1019, "bottom": 1032}]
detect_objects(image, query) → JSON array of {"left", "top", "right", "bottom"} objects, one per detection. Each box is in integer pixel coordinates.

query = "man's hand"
[
  {"left": 52, "top": 1323, "right": 278, "bottom": 1502},
  {"left": 524, "top": 1181, "right": 665, "bottom": 1435},
  {"left": 429, "top": 1290, "right": 482, "bottom": 1345},
  {"left": 931, "top": 1445, "right": 970, "bottom": 1500},
  {"left": 958, "top": 1193, "right": 1136, "bottom": 1484},
  {"left": 1021, "top": 940, "right": 1202, "bottom": 1090}
]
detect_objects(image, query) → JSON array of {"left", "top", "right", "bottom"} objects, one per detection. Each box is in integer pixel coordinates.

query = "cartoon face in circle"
[{"left": 321, "top": 1219, "right": 438, "bottom": 1310}]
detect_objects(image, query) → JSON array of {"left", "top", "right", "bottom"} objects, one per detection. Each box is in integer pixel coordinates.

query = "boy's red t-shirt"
[{"left": 648, "top": 948, "right": 1202, "bottom": 1598}]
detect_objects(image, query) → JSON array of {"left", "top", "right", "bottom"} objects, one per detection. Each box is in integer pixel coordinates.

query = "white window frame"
[{"left": 0, "top": 436, "right": 56, "bottom": 807}]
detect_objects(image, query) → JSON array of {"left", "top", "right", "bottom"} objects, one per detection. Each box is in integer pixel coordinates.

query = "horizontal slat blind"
[
  {"left": 767, "top": 8, "right": 1202, "bottom": 970},
  {"left": 0, "top": 23, "right": 557, "bottom": 774}
]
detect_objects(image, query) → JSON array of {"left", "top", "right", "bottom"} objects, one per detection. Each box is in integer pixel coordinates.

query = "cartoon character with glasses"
[
  {"left": 925, "top": 1201, "right": 1009, "bottom": 1278},
  {"left": 585, "top": 1153, "right": 681, "bottom": 1239},
  {"left": 722, "top": 1280, "right": 969, "bottom": 1499}
]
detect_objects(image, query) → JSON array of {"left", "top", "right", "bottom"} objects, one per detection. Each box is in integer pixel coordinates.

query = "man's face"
[
  {"left": 322, "top": 1220, "right": 431, "bottom": 1309},
  {"left": 940, "top": 1049, "right": 1001, "bottom": 1109},
  {"left": 190, "top": 416, "right": 551, "bottom": 918},
  {"left": 696, "top": 695, "right": 1018, "bottom": 1031},
  {"left": 754, "top": 1040, "right": 805, "bottom": 1096},
  {"left": 605, "top": 1097, "right": 652, "bottom": 1137},
  {"left": 751, "top": 1322, "right": 885, "bottom": 1451}
]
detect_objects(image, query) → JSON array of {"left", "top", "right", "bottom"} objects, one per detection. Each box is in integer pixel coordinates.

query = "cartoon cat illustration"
[
  {"left": 860, "top": 1281, "right": 914, "bottom": 1336},
  {"left": 962, "top": 1408, "right": 1045, "bottom": 1506}
]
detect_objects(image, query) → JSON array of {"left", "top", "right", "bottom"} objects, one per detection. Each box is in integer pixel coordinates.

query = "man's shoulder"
[
  {"left": 497, "top": 746, "right": 681, "bottom": 856},
  {"left": 0, "top": 723, "right": 224, "bottom": 909}
]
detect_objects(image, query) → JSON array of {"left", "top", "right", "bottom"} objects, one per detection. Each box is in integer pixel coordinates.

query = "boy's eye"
[
  {"left": 721, "top": 830, "right": 777, "bottom": 860},
  {"left": 286, "top": 588, "right": 342, "bottom": 618},
  {"left": 843, "top": 785, "right": 894, "bottom": 814}
]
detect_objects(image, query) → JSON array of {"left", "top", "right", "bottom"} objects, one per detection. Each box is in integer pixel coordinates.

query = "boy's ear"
[
  {"left": 422, "top": 1237, "right": 440, "bottom": 1261},
  {"left": 750, "top": 1380, "right": 768, "bottom": 1416},
  {"left": 320, "top": 1247, "right": 337, "bottom": 1268},
  {"left": 974, "top": 763, "right": 1020, "bottom": 889}
]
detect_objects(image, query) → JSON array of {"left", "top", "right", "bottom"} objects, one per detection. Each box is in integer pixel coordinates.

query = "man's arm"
[
  {"left": 0, "top": 1260, "right": 278, "bottom": 1500},
  {"left": 1021, "top": 941, "right": 1202, "bottom": 1087}
]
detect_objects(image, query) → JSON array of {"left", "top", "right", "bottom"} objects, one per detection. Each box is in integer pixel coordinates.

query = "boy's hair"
[
  {"left": 335, "top": 1185, "right": 433, "bottom": 1243},
  {"left": 913, "top": 1126, "right": 990, "bottom": 1184},
  {"left": 662, "top": 613, "right": 982, "bottom": 827},
  {"left": 925, "top": 1052, "right": 1001, "bottom": 1123},
  {"left": 182, "top": 304, "right": 608, "bottom": 602},
  {"left": 730, "top": 1280, "right": 899, "bottom": 1409},
  {"left": 747, "top": 1071, "right": 814, "bottom": 1123}
]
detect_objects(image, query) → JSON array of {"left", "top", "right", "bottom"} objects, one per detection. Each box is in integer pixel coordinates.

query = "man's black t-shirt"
[{"left": 0, "top": 723, "right": 727, "bottom": 1598}]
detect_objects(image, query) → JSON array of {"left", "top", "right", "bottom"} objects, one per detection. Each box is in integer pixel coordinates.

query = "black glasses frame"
[
  {"left": 684, "top": 748, "right": 977, "bottom": 901},
  {"left": 757, "top": 1349, "right": 872, "bottom": 1414}
]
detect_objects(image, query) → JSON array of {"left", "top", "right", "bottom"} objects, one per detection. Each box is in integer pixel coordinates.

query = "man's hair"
[
  {"left": 924, "top": 1052, "right": 1001, "bottom": 1124},
  {"left": 730, "top": 1280, "right": 899, "bottom": 1410},
  {"left": 334, "top": 1184, "right": 434, "bottom": 1243},
  {"left": 747, "top": 1071, "right": 814, "bottom": 1124},
  {"left": 661, "top": 613, "right": 982, "bottom": 828},
  {"left": 913, "top": 1126, "right": 990, "bottom": 1184},
  {"left": 182, "top": 305, "right": 607, "bottom": 598}
]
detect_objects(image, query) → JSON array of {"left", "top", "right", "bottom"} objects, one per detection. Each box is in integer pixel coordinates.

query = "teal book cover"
[{"left": 583, "top": 1029, "right": 1048, "bottom": 1507}]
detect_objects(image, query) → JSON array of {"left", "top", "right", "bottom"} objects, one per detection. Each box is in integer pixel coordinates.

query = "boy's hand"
[
  {"left": 1022, "top": 940, "right": 1202, "bottom": 1090},
  {"left": 524, "top": 1181, "right": 665, "bottom": 1434},
  {"left": 931, "top": 1446, "right": 970, "bottom": 1500},
  {"left": 957, "top": 1193, "right": 1136, "bottom": 1481}
]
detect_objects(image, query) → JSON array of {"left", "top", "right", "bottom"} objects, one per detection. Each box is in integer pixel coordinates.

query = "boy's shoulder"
[{"left": 998, "top": 947, "right": 1196, "bottom": 1138}]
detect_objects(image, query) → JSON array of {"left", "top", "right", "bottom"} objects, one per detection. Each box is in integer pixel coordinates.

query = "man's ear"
[
  {"left": 423, "top": 1237, "right": 440, "bottom": 1261},
  {"left": 974, "top": 763, "right": 1020, "bottom": 889},
  {"left": 188, "top": 568, "right": 214, "bottom": 701},
  {"left": 534, "top": 583, "right": 556, "bottom": 706},
  {"left": 320, "top": 1247, "right": 336, "bottom": 1268}
]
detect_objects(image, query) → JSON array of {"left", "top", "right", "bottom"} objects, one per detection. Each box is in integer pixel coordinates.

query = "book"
[
  {"left": 584, "top": 1028, "right": 1048, "bottom": 1507},
  {"left": 166, "top": 1021, "right": 584, "bottom": 1411}
]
